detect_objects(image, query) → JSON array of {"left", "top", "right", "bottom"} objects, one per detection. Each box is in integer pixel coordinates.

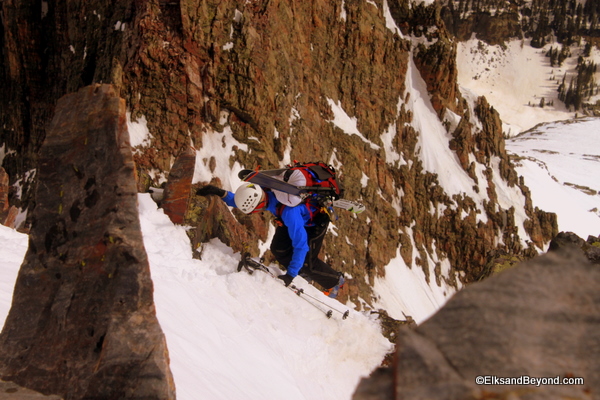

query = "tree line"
[{"left": 557, "top": 58, "right": 598, "bottom": 110}]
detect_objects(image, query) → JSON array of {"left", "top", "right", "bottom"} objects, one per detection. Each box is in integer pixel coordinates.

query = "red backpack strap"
[{"left": 274, "top": 203, "right": 286, "bottom": 226}]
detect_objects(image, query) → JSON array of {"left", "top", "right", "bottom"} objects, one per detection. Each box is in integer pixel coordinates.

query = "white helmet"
[{"left": 234, "top": 183, "right": 265, "bottom": 214}]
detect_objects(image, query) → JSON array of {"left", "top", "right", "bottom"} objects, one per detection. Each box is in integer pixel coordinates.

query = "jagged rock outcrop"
[
  {"left": 353, "top": 247, "right": 600, "bottom": 400},
  {"left": 186, "top": 179, "right": 259, "bottom": 257},
  {"left": 440, "top": 6, "right": 523, "bottom": 46},
  {"left": 0, "top": 167, "right": 8, "bottom": 215},
  {"left": 0, "top": 85, "right": 175, "bottom": 399},
  {"left": 0, "top": 167, "right": 18, "bottom": 227},
  {"left": 549, "top": 231, "right": 600, "bottom": 265}
]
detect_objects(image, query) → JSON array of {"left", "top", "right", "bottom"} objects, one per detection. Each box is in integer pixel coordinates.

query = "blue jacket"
[{"left": 223, "top": 191, "right": 311, "bottom": 277}]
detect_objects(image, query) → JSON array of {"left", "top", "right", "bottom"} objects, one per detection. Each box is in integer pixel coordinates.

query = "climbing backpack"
[
  {"left": 271, "top": 161, "right": 342, "bottom": 223},
  {"left": 239, "top": 160, "right": 364, "bottom": 218},
  {"left": 281, "top": 161, "right": 343, "bottom": 201}
]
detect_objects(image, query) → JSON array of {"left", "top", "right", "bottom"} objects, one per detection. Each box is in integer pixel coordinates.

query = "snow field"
[
  {"left": 505, "top": 119, "right": 600, "bottom": 237},
  {"left": 139, "top": 194, "right": 392, "bottom": 400}
]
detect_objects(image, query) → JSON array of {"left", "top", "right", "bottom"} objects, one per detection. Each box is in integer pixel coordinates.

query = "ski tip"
[
  {"left": 238, "top": 169, "right": 253, "bottom": 180},
  {"left": 350, "top": 205, "right": 366, "bottom": 214},
  {"left": 333, "top": 199, "right": 366, "bottom": 214}
]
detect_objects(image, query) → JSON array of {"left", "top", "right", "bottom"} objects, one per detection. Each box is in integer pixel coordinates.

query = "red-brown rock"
[
  {"left": 162, "top": 145, "right": 196, "bottom": 224},
  {"left": 0, "top": 167, "right": 8, "bottom": 215}
]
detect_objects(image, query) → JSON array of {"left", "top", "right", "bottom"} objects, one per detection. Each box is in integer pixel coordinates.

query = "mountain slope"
[
  {"left": 0, "top": 2, "right": 585, "bottom": 398},
  {"left": 506, "top": 118, "right": 600, "bottom": 238},
  {"left": 141, "top": 194, "right": 391, "bottom": 400},
  {"left": 0, "top": 194, "right": 391, "bottom": 400},
  {"left": 456, "top": 37, "right": 600, "bottom": 238}
]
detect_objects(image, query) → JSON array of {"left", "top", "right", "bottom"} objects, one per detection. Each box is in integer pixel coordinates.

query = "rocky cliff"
[{"left": 1, "top": 0, "right": 556, "bottom": 300}]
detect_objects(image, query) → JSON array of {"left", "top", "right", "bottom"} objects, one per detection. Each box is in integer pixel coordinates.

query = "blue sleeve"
[
  {"left": 281, "top": 207, "right": 309, "bottom": 277},
  {"left": 222, "top": 191, "right": 236, "bottom": 207}
]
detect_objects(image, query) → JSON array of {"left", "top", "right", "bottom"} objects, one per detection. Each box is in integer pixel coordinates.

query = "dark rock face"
[
  {"left": 353, "top": 248, "right": 600, "bottom": 400},
  {"left": 441, "top": 8, "right": 523, "bottom": 46},
  {"left": 0, "top": 85, "right": 175, "bottom": 399}
]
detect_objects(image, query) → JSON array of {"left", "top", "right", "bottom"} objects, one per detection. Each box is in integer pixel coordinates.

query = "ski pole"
[
  {"left": 250, "top": 263, "right": 336, "bottom": 319},
  {"left": 247, "top": 256, "right": 350, "bottom": 319},
  {"left": 289, "top": 285, "right": 350, "bottom": 320},
  {"left": 287, "top": 285, "right": 333, "bottom": 318},
  {"left": 241, "top": 255, "right": 348, "bottom": 319}
]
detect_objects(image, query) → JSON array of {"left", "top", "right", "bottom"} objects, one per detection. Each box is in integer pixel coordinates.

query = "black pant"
[{"left": 270, "top": 213, "right": 340, "bottom": 289}]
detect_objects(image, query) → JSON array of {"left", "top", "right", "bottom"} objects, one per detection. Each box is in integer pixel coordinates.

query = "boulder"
[
  {"left": 353, "top": 248, "right": 600, "bottom": 400},
  {"left": 0, "top": 84, "right": 175, "bottom": 399},
  {"left": 549, "top": 231, "right": 586, "bottom": 251},
  {"left": 549, "top": 231, "right": 600, "bottom": 265},
  {"left": 585, "top": 235, "right": 600, "bottom": 264},
  {"left": 186, "top": 179, "right": 260, "bottom": 257}
]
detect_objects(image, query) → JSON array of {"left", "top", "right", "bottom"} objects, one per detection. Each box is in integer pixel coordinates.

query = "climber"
[{"left": 195, "top": 181, "right": 345, "bottom": 298}]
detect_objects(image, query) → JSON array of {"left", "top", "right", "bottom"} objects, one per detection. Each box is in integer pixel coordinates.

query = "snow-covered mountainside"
[
  {"left": 1, "top": 37, "right": 597, "bottom": 400},
  {"left": 1, "top": 0, "right": 599, "bottom": 394},
  {"left": 457, "top": 37, "right": 600, "bottom": 135},
  {"left": 458, "top": 38, "right": 600, "bottom": 239},
  {"left": 506, "top": 118, "right": 600, "bottom": 238},
  {"left": 2, "top": 117, "right": 597, "bottom": 400}
]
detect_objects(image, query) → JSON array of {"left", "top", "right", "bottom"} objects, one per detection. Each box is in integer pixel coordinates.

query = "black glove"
[
  {"left": 278, "top": 274, "right": 294, "bottom": 287},
  {"left": 196, "top": 185, "right": 226, "bottom": 197}
]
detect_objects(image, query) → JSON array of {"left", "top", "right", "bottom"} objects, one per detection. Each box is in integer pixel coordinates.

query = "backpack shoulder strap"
[{"left": 307, "top": 164, "right": 335, "bottom": 181}]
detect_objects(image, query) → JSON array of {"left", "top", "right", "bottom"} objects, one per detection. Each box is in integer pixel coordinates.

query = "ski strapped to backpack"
[
  {"left": 237, "top": 253, "right": 350, "bottom": 320},
  {"left": 284, "top": 161, "right": 343, "bottom": 199},
  {"left": 238, "top": 161, "right": 365, "bottom": 214}
]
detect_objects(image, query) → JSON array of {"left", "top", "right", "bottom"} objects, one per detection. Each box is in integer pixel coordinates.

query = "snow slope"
[
  {"left": 0, "top": 196, "right": 391, "bottom": 400},
  {"left": 0, "top": 225, "right": 28, "bottom": 330},
  {"left": 458, "top": 38, "right": 600, "bottom": 239},
  {"left": 139, "top": 195, "right": 391, "bottom": 400},
  {"left": 456, "top": 38, "right": 577, "bottom": 135},
  {"left": 505, "top": 118, "right": 600, "bottom": 238}
]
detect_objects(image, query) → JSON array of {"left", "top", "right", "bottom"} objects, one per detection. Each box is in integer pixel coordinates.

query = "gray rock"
[
  {"left": 0, "top": 85, "right": 175, "bottom": 399},
  {"left": 354, "top": 248, "right": 600, "bottom": 400}
]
